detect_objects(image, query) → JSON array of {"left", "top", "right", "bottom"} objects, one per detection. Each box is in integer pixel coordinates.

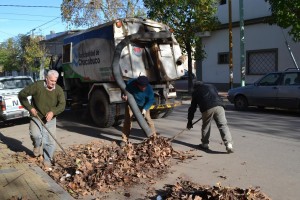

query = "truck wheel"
[
  {"left": 162, "top": 108, "right": 174, "bottom": 118},
  {"left": 89, "top": 90, "right": 115, "bottom": 127}
]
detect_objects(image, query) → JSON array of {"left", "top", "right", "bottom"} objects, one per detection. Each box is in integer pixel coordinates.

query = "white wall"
[
  {"left": 201, "top": 0, "right": 300, "bottom": 86},
  {"left": 202, "top": 24, "right": 300, "bottom": 84},
  {"left": 217, "top": 0, "right": 271, "bottom": 23}
]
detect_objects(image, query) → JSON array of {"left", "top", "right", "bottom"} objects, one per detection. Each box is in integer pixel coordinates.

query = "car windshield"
[
  {"left": 0, "top": 78, "right": 33, "bottom": 89},
  {"left": 258, "top": 73, "right": 281, "bottom": 86}
]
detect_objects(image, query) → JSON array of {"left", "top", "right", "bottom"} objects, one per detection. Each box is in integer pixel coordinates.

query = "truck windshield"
[{"left": 0, "top": 78, "right": 33, "bottom": 89}]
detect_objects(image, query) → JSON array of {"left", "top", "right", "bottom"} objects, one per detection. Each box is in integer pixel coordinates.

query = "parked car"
[
  {"left": 227, "top": 68, "right": 300, "bottom": 111},
  {"left": 0, "top": 76, "right": 33, "bottom": 121}
]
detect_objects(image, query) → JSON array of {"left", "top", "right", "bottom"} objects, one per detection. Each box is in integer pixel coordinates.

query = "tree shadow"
[{"left": 56, "top": 109, "right": 149, "bottom": 145}]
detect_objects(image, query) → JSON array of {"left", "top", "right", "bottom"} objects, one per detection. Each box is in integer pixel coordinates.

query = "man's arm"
[
  {"left": 187, "top": 93, "right": 198, "bottom": 129},
  {"left": 51, "top": 87, "right": 66, "bottom": 116},
  {"left": 143, "top": 86, "right": 155, "bottom": 110},
  {"left": 18, "top": 84, "right": 35, "bottom": 111}
]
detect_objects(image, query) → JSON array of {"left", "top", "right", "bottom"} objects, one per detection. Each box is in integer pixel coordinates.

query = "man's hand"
[
  {"left": 186, "top": 121, "right": 193, "bottom": 130},
  {"left": 30, "top": 108, "right": 38, "bottom": 117},
  {"left": 142, "top": 109, "right": 146, "bottom": 116},
  {"left": 45, "top": 111, "right": 54, "bottom": 122}
]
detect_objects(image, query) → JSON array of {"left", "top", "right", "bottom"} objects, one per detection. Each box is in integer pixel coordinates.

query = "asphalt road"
[{"left": 0, "top": 103, "right": 299, "bottom": 200}]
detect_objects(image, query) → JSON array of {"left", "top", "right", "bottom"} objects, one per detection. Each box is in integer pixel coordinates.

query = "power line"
[
  {"left": 26, "top": 17, "right": 60, "bottom": 35},
  {"left": 0, "top": 12, "right": 58, "bottom": 18},
  {"left": 0, "top": 5, "right": 60, "bottom": 8},
  {"left": 0, "top": 17, "right": 58, "bottom": 22}
]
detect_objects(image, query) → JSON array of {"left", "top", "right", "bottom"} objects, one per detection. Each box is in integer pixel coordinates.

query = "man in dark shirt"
[{"left": 187, "top": 81, "right": 233, "bottom": 153}]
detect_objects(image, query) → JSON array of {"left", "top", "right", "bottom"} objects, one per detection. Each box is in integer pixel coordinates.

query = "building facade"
[{"left": 199, "top": 0, "right": 300, "bottom": 91}]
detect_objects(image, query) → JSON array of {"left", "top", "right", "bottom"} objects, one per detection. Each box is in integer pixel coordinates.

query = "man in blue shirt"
[{"left": 121, "top": 76, "right": 157, "bottom": 145}]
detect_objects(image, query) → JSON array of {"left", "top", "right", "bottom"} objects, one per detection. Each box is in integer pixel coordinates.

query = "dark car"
[{"left": 227, "top": 68, "right": 300, "bottom": 111}]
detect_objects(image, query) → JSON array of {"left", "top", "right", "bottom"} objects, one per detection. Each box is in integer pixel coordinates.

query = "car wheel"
[{"left": 234, "top": 95, "right": 248, "bottom": 110}]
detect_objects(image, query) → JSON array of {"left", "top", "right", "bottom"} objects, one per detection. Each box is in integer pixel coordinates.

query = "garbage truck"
[{"left": 56, "top": 18, "right": 185, "bottom": 128}]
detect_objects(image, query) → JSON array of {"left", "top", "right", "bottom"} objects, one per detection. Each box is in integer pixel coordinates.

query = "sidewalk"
[{"left": 0, "top": 139, "right": 74, "bottom": 200}]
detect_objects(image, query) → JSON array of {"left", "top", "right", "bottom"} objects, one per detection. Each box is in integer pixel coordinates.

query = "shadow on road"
[
  {"left": 0, "top": 132, "right": 32, "bottom": 155},
  {"left": 57, "top": 109, "right": 149, "bottom": 144}
]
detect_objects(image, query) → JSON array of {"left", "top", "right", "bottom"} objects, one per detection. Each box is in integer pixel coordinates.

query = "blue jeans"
[
  {"left": 29, "top": 117, "right": 56, "bottom": 163},
  {"left": 201, "top": 106, "right": 233, "bottom": 145}
]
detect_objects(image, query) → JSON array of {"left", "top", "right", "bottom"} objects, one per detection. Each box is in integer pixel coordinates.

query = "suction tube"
[{"left": 112, "top": 32, "right": 172, "bottom": 137}]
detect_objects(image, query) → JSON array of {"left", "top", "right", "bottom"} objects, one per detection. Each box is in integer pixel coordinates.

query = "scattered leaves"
[{"left": 160, "top": 178, "right": 271, "bottom": 200}]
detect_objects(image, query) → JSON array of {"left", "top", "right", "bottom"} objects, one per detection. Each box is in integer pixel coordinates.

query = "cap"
[{"left": 136, "top": 76, "right": 149, "bottom": 86}]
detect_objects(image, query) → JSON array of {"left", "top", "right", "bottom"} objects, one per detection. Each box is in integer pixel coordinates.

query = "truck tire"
[
  {"left": 89, "top": 90, "right": 115, "bottom": 128},
  {"left": 162, "top": 108, "right": 174, "bottom": 118}
]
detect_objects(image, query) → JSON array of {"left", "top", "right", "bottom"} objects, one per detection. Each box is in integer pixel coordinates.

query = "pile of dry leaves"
[
  {"left": 160, "top": 178, "right": 271, "bottom": 200},
  {"left": 42, "top": 136, "right": 177, "bottom": 196},
  {"left": 10, "top": 136, "right": 271, "bottom": 199}
]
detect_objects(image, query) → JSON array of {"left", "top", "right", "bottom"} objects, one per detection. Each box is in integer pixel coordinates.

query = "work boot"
[
  {"left": 226, "top": 143, "right": 234, "bottom": 153},
  {"left": 33, "top": 146, "right": 41, "bottom": 157},
  {"left": 199, "top": 143, "right": 209, "bottom": 150}
]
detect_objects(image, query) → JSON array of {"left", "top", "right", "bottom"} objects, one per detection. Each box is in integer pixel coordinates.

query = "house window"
[
  {"left": 62, "top": 43, "right": 72, "bottom": 63},
  {"left": 218, "top": 52, "right": 229, "bottom": 64},
  {"left": 220, "top": 0, "right": 226, "bottom": 5},
  {"left": 246, "top": 49, "right": 278, "bottom": 75}
]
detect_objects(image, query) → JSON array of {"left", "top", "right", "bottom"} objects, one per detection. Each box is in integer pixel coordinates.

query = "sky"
[{"left": 0, "top": 0, "right": 83, "bottom": 43}]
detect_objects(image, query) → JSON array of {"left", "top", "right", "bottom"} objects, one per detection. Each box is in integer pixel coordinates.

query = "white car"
[{"left": 0, "top": 76, "right": 33, "bottom": 121}]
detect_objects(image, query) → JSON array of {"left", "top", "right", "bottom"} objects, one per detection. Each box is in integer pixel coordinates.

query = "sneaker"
[
  {"left": 33, "top": 146, "right": 41, "bottom": 157},
  {"left": 226, "top": 143, "right": 234, "bottom": 153},
  {"left": 199, "top": 143, "right": 209, "bottom": 149}
]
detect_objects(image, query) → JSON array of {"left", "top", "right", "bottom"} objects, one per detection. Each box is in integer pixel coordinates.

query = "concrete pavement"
[{"left": 0, "top": 139, "right": 74, "bottom": 200}]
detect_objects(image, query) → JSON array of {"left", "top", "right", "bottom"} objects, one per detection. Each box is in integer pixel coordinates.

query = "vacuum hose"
[{"left": 112, "top": 31, "right": 172, "bottom": 137}]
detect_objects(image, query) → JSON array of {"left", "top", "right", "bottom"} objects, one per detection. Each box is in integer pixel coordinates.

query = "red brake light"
[{"left": 0, "top": 101, "right": 6, "bottom": 111}]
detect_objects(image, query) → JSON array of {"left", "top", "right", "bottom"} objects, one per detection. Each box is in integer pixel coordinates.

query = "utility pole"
[
  {"left": 228, "top": 0, "right": 233, "bottom": 89},
  {"left": 239, "top": 0, "right": 246, "bottom": 86}
]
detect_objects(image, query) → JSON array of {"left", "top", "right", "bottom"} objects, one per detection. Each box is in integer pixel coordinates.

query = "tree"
[
  {"left": 61, "top": 0, "right": 146, "bottom": 27},
  {"left": 23, "top": 36, "right": 50, "bottom": 73},
  {"left": 0, "top": 35, "right": 49, "bottom": 73},
  {"left": 266, "top": 0, "right": 300, "bottom": 42},
  {"left": 0, "top": 38, "right": 21, "bottom": 71},
  {"left": 144, "top": 0, "right": 219, "bottom": 92}
]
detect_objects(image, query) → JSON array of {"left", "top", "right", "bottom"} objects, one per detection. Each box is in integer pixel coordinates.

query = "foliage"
[
  {"left": 61, "top": 0, "right": 146, "bottom": 27},
  {"left": 0, "top": 38, "right": 21, "bottom": 71},
  {"left": 144, "top": 0, "right": 219, "bottom": 91},
  {"left": 23, "top": 36, "right": 50, "bottom": 72},
  {"left": 144, "top": 0, "right": 219, "bottom": 55},
  {"left": 266, "top": 0, "right": 300, "bottom": 42},
  {"left": 0, "top": 35, "right": 49, "bottom": 72}
]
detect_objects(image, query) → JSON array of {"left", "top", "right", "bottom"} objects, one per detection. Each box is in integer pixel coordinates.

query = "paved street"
[{"left": 0, "top": 102, "right": 300, "bottom": 200}]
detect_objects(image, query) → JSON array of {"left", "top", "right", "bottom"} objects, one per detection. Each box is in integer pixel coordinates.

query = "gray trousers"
[
  {"left": 29, "top": 117, "right": 56, "bottom": 163},
  {"left": 201, "top": 106, "right": 233, "bottom": 145}
]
